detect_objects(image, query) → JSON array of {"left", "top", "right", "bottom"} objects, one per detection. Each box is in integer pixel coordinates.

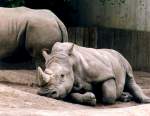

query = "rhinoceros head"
[{"left": 37, "top": 42, "right": 75, "bottom": 99}]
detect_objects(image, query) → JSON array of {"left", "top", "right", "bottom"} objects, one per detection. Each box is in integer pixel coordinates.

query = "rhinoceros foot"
[
  {"left": 82, "top": 92, "right": 97, "bottom": 106},
  {"left": 118, "top": 92, "right": 133, "bottom": 102}
]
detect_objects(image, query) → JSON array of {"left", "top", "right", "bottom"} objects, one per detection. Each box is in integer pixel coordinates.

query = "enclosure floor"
[{"left": 0, "top": 70, "right": 150, "bottom": 115}]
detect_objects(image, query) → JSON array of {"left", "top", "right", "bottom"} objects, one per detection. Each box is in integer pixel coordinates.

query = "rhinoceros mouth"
[
  {"left": 37, "top": 90, "right": 49, "bottom": 96},
  {"left": 37, "top": 87, "right": 50, "bottom": 96}
]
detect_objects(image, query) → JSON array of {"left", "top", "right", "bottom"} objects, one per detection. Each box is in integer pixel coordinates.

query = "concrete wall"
[
  {"left": 70, "top": 0, "right": 150, "bottom": 31},
  {"left": 68, "top": 27, "right": 150, "bottom": 71},
  {"left": 97, "top": 27, "right": 150, "bottom": 71},
  {"left": 68, "top": 0, "right": 150, "bottom": 71}
]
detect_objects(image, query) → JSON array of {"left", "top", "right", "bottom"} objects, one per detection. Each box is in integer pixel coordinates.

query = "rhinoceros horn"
[
  {"left": 37, "top": 67, "right": 51, "bottom": 85},
  {"left": 42, "top": 50, "right": 49, "bottom": 61}
]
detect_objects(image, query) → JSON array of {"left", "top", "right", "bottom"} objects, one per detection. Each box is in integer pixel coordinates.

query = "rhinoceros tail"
[{"left": 56, "top": 18, "right": 68, "bottom": 42}]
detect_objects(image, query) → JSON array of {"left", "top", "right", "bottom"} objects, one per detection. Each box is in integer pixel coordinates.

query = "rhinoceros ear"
[
  {"left": 68, "top": 43, "right": 74, "bottom": 56},
  {"left": 42, "top": 50, "right": 49, "bottom": 61}
]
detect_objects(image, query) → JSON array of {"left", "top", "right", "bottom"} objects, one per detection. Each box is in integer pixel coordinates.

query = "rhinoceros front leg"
[
  {"left": 102, "top": 79, "right": 117, "bottom": 104},
  {"left": 70, "top": 92, "right": 96, "bottom": 106}
]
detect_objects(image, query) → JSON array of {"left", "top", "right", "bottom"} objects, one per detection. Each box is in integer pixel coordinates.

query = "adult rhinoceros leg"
[
  {"left": 33, "top": 53, "right": 45, "bottom": 69},
  {"left": 35, "top": 58, "right": 44, "bottom": 68},
  {"left": 69, "top": 92, "right": 96, "bottom": 106},
  {"left": 102, "top": 79, "right": 117, "bottom": 104}
]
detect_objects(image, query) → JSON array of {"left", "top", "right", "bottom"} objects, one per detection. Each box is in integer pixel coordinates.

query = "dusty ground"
[{"left": 0, "top": 69, "right": 150, "bottom": 115}]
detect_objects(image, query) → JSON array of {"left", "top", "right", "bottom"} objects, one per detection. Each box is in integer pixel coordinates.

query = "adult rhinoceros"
[
  {"left": 0, "top": 7, "right": 68, "bottom": 67},
  {"left": 37, "top": 42, "right": 150, "bottom": 106}
]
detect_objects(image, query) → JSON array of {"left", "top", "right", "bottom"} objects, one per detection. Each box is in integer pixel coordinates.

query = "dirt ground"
[{"left": 0, "top": 70, "right": 150, "bottom": 115}]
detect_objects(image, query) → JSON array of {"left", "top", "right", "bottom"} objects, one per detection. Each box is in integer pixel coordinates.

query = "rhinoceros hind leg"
[
  {"left": 126, "top": 75, "right": 150, "bottom": 103},
  {"left": 102, "top": 79, "right": 117, "bottom": 104},
  {"left": 70, "top": 92, "right": 96, "bottom": 106}
]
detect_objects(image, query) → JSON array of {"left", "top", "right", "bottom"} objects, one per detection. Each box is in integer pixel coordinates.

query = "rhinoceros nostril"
[{"left": 51, "top": 90, "right": 57, "bottom": 95}]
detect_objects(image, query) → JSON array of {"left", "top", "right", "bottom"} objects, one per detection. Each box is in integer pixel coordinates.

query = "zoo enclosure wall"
[
  {"left": 68, "top": 27, "right": 150, "bottom": 72},
  {"left": 66, "top": 0, "right": 150, "bottom": 72}
]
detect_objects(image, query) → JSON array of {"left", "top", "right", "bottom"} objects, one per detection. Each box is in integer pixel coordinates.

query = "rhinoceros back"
[{"left": 35, "top": 9, "right": 68, "bottom": 42}]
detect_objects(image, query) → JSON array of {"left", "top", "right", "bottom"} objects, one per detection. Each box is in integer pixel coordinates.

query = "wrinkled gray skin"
[
  {"left": 38, "top": 42, "right": 150, "bottom": 106},
  {"left": 0, "top": 7, "right": 68, "bottom": 67}
]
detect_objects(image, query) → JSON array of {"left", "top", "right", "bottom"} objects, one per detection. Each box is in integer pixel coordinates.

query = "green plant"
[{"left": 5, "top": 0, "right": 25, "bottom": 7}]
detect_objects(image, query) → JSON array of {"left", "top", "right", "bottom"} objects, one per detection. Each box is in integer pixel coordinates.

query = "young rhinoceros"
[{"left": 37, "top": 42, "right": 150, "bottom": 106}]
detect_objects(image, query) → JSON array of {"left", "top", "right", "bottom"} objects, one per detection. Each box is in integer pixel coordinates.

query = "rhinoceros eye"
[{"left": 60, "top": 74, "right": 64, "bottom": 78}]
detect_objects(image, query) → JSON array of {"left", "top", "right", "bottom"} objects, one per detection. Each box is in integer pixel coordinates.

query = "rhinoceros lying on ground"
[
  {"left": 37, "top": 42, "right": 150, "bottom": 106},
  {"left": 0, "top": 7, "right": 68, "bottom": 66}
]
